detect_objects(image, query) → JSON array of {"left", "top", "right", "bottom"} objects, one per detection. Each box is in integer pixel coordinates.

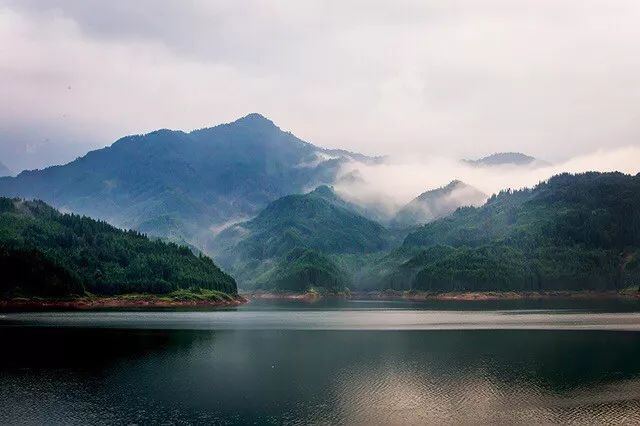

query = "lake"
[{"left": 2, "top": 298, "right": 640, "bottom": 424}]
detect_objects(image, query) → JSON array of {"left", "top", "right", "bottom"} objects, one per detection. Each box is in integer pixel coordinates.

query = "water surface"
[{"left": 2, "top": 299, "right": 640, "bottom": 424}]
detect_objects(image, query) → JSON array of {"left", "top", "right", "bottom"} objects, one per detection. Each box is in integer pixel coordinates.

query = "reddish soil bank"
[
  {"left": 244, "top": 290, "right": 640, "bottom": 302},
  {"left": 0, "top": 295, "right": 248, "bottom": 311}
]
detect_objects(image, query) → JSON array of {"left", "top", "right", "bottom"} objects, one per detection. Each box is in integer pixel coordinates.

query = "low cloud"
[
  {"left": 2, "top": 1, "right": 640, "bottom": 171},
  {"left": 333, "top": 146, "right": 640, "bottom": 216}
]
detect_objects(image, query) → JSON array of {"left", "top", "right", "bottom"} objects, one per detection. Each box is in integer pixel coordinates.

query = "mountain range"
[
  {"left": 2, "top": 113, "right": 633, "bottom": 294},
  {"left": 0, "top": 113, "right": 493, "bottom": 254},
  {"left": 0, "top": 114, "right": 377, "bottom": 250},
  {"left": 365, "top": 172, "right": 640, "bottom": 292}
]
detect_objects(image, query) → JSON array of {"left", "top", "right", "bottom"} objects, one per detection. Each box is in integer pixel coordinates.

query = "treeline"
[
  {"left": 367, "top": 172, "right": 640, "bottom": 292},
  {"left": 252, "top": 248, "right": 349, "bottom": 292},
  {"left": 0, "top": 198, "right": 236, "bottom": 298}
]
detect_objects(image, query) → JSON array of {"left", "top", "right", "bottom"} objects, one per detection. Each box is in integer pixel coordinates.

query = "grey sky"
[{"left": 1, "top": 0, "right": 640, "bottom": 171}]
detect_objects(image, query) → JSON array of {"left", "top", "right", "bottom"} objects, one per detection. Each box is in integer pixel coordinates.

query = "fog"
[
  {"left": 2, "top": 1, "right": 640, "bottom": 171},
  {"left": 333, "top": 146, "right": 640, "bottom": 216}
]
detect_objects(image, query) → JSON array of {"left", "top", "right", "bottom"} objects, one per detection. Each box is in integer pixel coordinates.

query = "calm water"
[{"left": 3, "top": 299, "right": 640, "bottom": 424}]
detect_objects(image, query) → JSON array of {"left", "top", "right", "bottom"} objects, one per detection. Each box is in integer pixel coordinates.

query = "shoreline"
[
  {"left": 246, "top": 290, "right": 640, "bottom": 302},
  {"left": 0, "top": 294, "right": 248, "bottom": 311},
  {"left": 3, "top": 290, "right": 640, "bottom": 311}
]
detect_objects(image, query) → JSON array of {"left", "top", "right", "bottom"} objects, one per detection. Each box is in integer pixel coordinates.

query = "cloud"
[
  {"left": 333, "top": 146, "right": 640, "bottom": 216},
  {"left": 1, "top": 1, "right": 640, "bottom": 171}
]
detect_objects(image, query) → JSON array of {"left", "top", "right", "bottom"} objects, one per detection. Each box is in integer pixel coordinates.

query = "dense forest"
[
  {"left": 0, "top": 198, "right": 237, "bottom": 298},
  {"left": 251, "top": 248, "right": 349, "bottom": 292},
  {"left": 212, "top": 185, "right": 393, "bottom": 291},
  {"left": 210, "top": 172, "right": 640, "bottom": 292},
  {"left": 365, "top": 172, "right": 640, "bottom": 292},
  {"left": 2, "top": 172, "right": 638, "bottom": 296}
]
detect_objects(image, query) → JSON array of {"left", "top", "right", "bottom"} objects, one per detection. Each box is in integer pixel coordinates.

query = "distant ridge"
[
  {"left": 391, "top": 181, "right": 487, "bottom": 228},
  {"left": 463, "top": 152, "right": 549, "bottom": 167}
]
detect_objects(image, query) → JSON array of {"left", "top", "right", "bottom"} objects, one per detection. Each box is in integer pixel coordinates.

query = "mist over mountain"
[
  {"left": 212, "top": 185, "right": 395, "bottom": 289},
  {"left": 391, "top": 180, "right": 487, "bottom": 228},
  {"left": 0, "top": 161, "right": 12, "bottom": 177},
  {"left": 363, "top": 172, "right": 640, "bottom": 292},
  {"left": 2, "top": 111, "right": 639, "bottom": 295},
  {"left": 0, "top": 114, "right": 373, "bottom": 249},
  {"left": 463, "top": 152, "right": 549, "bottom": 168}
]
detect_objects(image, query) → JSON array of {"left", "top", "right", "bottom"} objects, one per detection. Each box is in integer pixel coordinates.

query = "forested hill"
[
  {"left": 404, "top": 172, "right": 640, "bottom": 249},
  {"left": 0, "top": 114, "right": 374, "bottom": 250},
  {"left": 213, "top": 185, "right": 393, "bottom": 290},
  {"left": 367, "top": 172, "right": 640, "bottom": 292},
  {"left": 0, "top": 198, "right": 237, "bottom": 297},
  {"left": 215, "top": 185, "right": 391, "bottom": 260}
]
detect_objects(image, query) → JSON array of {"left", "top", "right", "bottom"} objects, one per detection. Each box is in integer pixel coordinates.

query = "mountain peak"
[
  {"left": 310, "top": 185, "right": 336, "bottom": 198},
  {"left": 445, "top": 179, "right": 464, "bottom": 188},
  {"left": 415, "top": 180, "right": 469, "bottom": 200},
  {"left": 234, "top": 113, "right": 275, "bottom": 127},
  {"left": 392, "top": 180, "right": 487, "bottom": 228},
  {"left": 463, "top": 152, "right": 542, "bottom": 167}
]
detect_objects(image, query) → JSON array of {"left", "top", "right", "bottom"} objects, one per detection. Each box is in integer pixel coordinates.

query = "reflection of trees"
[{"left": 0, "top": 327, "right": 217, "bottom": 370}]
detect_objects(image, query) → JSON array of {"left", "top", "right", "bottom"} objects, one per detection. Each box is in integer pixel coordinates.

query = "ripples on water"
[{"left": 2, "top": 300, "right": 640, "bottom": 424}]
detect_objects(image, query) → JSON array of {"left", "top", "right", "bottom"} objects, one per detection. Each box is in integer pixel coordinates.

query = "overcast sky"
[{"left": 1, "top": 0, "right": 640, "bottom": 171}]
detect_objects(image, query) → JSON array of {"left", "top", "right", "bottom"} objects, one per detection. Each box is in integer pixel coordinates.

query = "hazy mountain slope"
[
  {"left": 252, "top": 248, "right": 349, "bottom": 291},
  {"left": 0, "top": 161, "right": 11, "bottom": 177},
  {"left": 0, "top": 114, "right": 370, "bottom": 249},
  {"left": 213, "top": 186, "right": 394, "bottom": 289},
  {"left": 405, "top": 172, "right": 640, "bottom": 249},
  {"left": 373, "top": 172, "right": 640, "bottom": 291},
  {"left": 391, "top": 180, "right": 487, "bottom": 228},
  {"left": 0, "top": 197, "right": 236, "bottom": 297},
  {"left": 463, "top": 152, "right": 548, "bottom": 167}
]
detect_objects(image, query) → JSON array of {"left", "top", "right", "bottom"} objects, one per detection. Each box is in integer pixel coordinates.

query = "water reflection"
[
  {"left": 2, "top": 327, "right": 640, "bottom": 424},
  {"left": 5, "top": 309, "right": 640, "bottom": 330}
]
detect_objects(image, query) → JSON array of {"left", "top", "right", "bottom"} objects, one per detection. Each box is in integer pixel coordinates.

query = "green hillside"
[
  {"left": 214, "top": 186, "right": 392, "bottom": 289},
  {"left": 252, "top": 248, "right": 349, "bottom": 292},
  {"left": 0, "top": 198, "right": 237, "bottom": 297},
  {"left": 366, "top": 172, "right": 640, "bottom": 291}
]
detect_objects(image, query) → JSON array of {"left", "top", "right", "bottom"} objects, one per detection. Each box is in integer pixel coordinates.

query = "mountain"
[
  {"left": 213, "top": 185, "right": 394, "bottom": 289},
  {"left": 391, "top": 180, "right": 487, "bottom": 228},
  {"left": 215, "top": 185, "right": 391, "bottom": 259},
  {"left": 463, "top": 152, "right": 548, "bottom": 167},
  {"left": 252, "top": 248, "right": 349, "bottom": 291},
  {"left": 0, "top": 197, "right": 236, "bottom": 297},
  {"left": 368, "top": 172, "right": 640, "bottom": 292},
  {"left": 0, "top": 114, "right": 374, "bottom": 250},
  {"left": 0, "top": 161, "right": 11, "bottom": 177}
]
